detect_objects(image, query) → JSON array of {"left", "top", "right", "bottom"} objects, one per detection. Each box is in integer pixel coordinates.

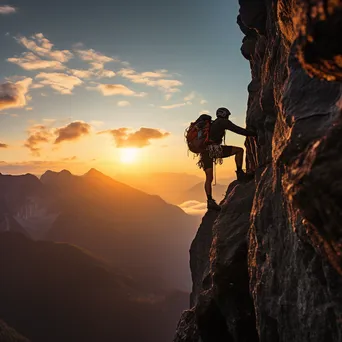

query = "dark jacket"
[{"left": 210, "top": 118, "right": 256, "bottom": 144}]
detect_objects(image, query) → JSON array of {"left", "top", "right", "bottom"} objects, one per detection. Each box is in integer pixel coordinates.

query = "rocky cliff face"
[{"left": 175, "top": 1, "right": 342, "bottom": 341}]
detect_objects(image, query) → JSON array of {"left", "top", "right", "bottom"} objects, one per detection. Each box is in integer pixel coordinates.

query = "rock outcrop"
[{"left": 175, "top": 1, "right": 342, "bottom": 341}]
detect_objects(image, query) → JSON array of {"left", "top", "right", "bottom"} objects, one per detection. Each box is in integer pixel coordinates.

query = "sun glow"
[{"left": 119, "top": 148, "right": 138, "bottom": 164}]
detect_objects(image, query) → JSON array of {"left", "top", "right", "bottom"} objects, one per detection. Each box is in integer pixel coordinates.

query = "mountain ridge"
[
  {"left": 0, "top": 168, "right": 197, "bottom": 291},
  {"left": 0, "top": 232, "right": 187, "bottom": 342}
]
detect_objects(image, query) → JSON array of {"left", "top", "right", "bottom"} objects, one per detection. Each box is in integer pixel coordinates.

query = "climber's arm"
[{"left": 223, "top": 120, "right": 256, "bottom": 137}]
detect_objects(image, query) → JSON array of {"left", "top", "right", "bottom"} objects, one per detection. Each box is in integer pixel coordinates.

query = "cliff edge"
[{"left": 175, "top": 0, "right": 342, "bottom": 341}]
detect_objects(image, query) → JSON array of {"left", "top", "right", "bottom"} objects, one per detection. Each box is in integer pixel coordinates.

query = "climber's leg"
[
  {"left": 204, "top": 168, "right": 213, "bottom": 200},
  {"left": 201, "top": 151, "right": 220, "bottom": 211},
  {"left": 221, "top": 146, "right": 244, "bottom": 170},
  {"left": 221, "top": 146, "right": 253, "bottom": 182}
]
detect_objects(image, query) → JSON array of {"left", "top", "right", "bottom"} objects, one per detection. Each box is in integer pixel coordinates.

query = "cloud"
[
  {"left": 200, "top": 99, "right": 208, "bottom": 105},
  {"left": 117, "top": 100, "right": 130, "bottom": 107},
  {"left": 75, "top": 49, "right": 115, "bottom": 71},
  {"left": 36, "top": 72, "right": 82, "bottom": 94},
  {"left": 24, "top": 124, "right": 52, "bottom": 156},
  {"left": 54, "top": 121, "right": 91, "bottom": 144},
  {"left": 76, "top": 49, "right": 114, "bottom": 64},
  {"left": 118, "top": 68, "right": 182, "bottom": 93},
  {"left": 0, "top": 5, "right": 16, "bottom": 14},
  {"left": 31, "top": 83, "right": 45, "bottom": 89},
  {"left": 95, "top": 84, "right": 146, "bottom": 97},
  {"left": 200, "top": 110, "right": 210, "bottom": 114},
  {"left": 140, "top": 70, "right": 169, "bottom": 78},
  {"left": 69, "top": 69, "right": 93, "bottom": 79},
  {"left": 178, "top": 200, "right": 207, "bottom": 216},
  {"left": 16, "top": 34, "right": 73, "bottom": 63},
  {"left": 165, "top": 94, "right": 173, "bottom": 101},
  {"left": 23, "top": 121, "right": 91, "bottom": 155},
  {"left": 96, "top": 69, "right": 116, "bottom": 78},
  {"left": 160, "top": 101, "right": 191, "bottom": 109},
  {"left": 69, "top": 68, "right": 115, "bottom": 79},
  {"left": 184, "top": 91, "right": 196, "bottom": 101},
  {"left": 7, "top": 52, "right": 65, "bottom": 70},
  {"left": 0, "top": 78, "right": 32, "bottom": 111},
  {"left": 61, "top": 156, "right": 77, "bottom": 161},
  {"left": 0, "top": 143, "right": 8, "bottom": 148},
  {"left": 99, "top": 127, "right": 170, "bottom": 148}
]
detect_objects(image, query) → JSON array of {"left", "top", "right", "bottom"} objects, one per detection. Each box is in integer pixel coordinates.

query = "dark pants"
[{"left": 200, "top": 145, "right": 234, "bottom": 170}]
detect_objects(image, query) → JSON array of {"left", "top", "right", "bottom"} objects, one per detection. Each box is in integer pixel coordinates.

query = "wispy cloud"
[
  {"left": 200, "top": 99, "right": 208, "bottom": 105},
  {"left": 69, "top": 69, "right": 93, "bottom": 79},
  {"left": 160, "top": 101, "right": 191, "bottom": 109},
  {"left": 69, "top": 67, "right": 115, "bottom": 79},
  {"left": 24, "top": 124, "right": 52, "bottom": 156},
  {"left": 184, "top": 91, "right": 196, "bottom": 101},
  {"left": 54, "top": 121, "right": 91, "bottom": 144},
  {"left": 119, "top": 68, "right": 182, "bottom": 93},
  {"left": 0, "top": 143, "right": 8, "bottom": 148},
  {"left": 0, "top": 5, "right": 16, "bottom": 14},
  {"left": 75, "top": 48, "right": 115, "bottom": 71},
  {"left": 61, "top": 156, "right": 77, "bottom": 161},
  {"left": 96, "top": 69, "right": 116, "bottom": 78},
  {"left": 99, "top": 127, "right": 170, "bottom": 148},
  {"left": 0, "top": 78, "right": 32, "bottom": 111},
  {"left": 95, "top": 84, "right": 147, "bottom": 97},
  {"left": 8, "top": 52, "right": 65, "bottom": 71},
  {"left": 36, "top": 72, "right": 83, "bottom": 94},
  {"left": 31, "top": 83, "right": 45, "bottom": 89},
  {"left": 179, "top": 200, "right": 207, "bottom": 216},
  {"left": 117, "top": 100, "right": 130, "bottom": 107},
  {"left": 16, "top": 34, "right": 73, "bottom": 63},
  {"left": 76, "top": 49, "right": 114, "bottom": 64},
  {"left": 9, "top": 36, "right": 117, "bottom": 80}
]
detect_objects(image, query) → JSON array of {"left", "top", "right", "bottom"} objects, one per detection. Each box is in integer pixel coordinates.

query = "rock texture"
[
  {"left": 0, "top": 320, "right": 30, "bottom": 342},
  {"left": 175, "top": 0, "right": 342, "bottom": 341}
]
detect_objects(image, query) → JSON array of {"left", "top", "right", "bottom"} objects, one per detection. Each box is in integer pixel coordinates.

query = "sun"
[{"left": 119, "top": 148, "right": 138, "bottom": 164}]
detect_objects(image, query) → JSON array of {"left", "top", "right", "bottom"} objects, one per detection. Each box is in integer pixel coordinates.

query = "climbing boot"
[
  {"left": 207, "top": 199, "right": 221, "bottom": 211},
  {"left": 236, "top": 169, "right": 246, "bottom": 182},
  {"left": 236, "top": 169, "right": 255, "bottom": 183}
]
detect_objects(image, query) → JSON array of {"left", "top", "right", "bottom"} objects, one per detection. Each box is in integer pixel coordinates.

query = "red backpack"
[{"left": 185, "top": 114, "right": 213, "bottom": 153}]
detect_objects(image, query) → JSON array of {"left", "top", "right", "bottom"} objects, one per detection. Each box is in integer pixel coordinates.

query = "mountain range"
[
  {"left": 0, "top": 232, "right": 188, "bottom": 342},
  {"left": 0, "top": 168, "right": 197, "bottom": 291}
]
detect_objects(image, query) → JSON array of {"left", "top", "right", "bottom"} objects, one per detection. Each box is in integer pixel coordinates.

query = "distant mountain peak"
[
  {"left": 40, "top": 169, "right": 73, "bottom": 184},
  {"left": 83, "top": 168, "right": 106, "bottom": 178}
]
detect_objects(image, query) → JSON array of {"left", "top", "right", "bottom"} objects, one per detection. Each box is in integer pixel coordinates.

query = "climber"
[{"left": 200, "top": 107, "right": 257, "bottom": 211}]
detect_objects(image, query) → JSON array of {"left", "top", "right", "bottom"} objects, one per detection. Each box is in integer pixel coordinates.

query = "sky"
[{"left": 0, "top": 0, "right": 251, "bottom": 179}]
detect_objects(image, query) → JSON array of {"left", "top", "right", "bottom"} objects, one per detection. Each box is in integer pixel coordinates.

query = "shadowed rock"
[{"left": 174, "top": 0, "right": 342, "bottom": 341}]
